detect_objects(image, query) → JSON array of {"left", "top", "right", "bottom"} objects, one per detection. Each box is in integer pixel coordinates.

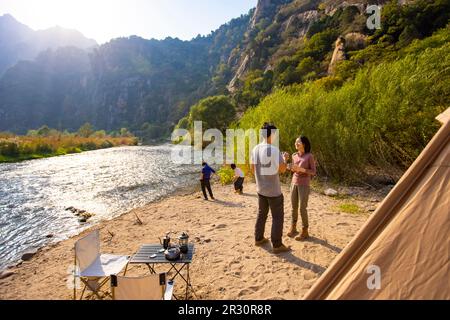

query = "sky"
[{"left": 0, "top": 0, "right": 257, "bottom": 44}]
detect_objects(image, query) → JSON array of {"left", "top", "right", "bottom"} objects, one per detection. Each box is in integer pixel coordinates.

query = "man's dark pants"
[
  {"left": 234, "top": 177, "right": 244, "bottom": 192},
  {"left": 255, "top": 194, "right": 284, "bottom": 248},
  {"left": 200, "top": 179, "right": 214, "bottom": 199}
]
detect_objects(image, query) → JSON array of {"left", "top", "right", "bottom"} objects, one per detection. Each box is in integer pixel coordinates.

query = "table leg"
[
  {"left": 146, "top": 263, "right": 156, "bottom": 274},
  {"left": 139, "top": 261, "right": 197, "bottom": 300},
  {"left": 185, "top": 264, "right": 189, "bottom": 300},
  {"left": 186, "top": 264, "right": 198, "bottom": 300}
]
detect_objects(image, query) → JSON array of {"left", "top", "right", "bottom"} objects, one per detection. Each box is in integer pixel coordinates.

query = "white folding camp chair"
[
  {"left": 110, "top": 273, "right": 174, "bottom": 300},
  {"left": 74, "top": 229, "right": 129, "bottom": 300}
]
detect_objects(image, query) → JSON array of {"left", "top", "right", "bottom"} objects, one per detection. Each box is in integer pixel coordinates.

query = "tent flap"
[{"left": 304, "top": 108, "right": 450, "bottom": 300}]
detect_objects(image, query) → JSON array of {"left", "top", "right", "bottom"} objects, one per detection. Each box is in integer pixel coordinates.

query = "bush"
[
  {"left": 0, "top": 141, "right": 20, "bottom": 156},
  {"left": 314, "top": 76, "right": 344, "bottom": 91},
  {"left": 100, "top": 140, "right": 114, "bottom": 149},
  {"left": 56, "top": 148, "right": 67, "bottom": 156},
  {"left": 66, "top": 147, "right": 82, "bottom": 154},
  {"left": 35, "top": 143, "right": 55, "bottom": 154},
  {"left": 217, "top": 166, "right": 235, "bottom": 185},
  {"left": 79, "top": 142, "right": 98, "bottom": 151},
  {"left": 19, "top": 143, "right": 35, "bottom": 155},
  {"left": 186, "top": 95, "right": 236, "bottom": 132},
  {"left": 78, "top": 123, "right": 94, "bottom": 138}
]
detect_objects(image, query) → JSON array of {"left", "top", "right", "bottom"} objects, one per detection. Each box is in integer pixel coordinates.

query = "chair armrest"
[{"left": 164, "top": 280, "right": 174, "bottom": 300}]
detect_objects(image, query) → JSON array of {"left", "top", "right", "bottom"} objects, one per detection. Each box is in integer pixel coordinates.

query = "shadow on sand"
[
  {"left": 259, "top": 244, "right": 326, "bottom": 275},
  {"left": 211, "top": 199, "right": 245, "bottom": 208},
  {"left": 240, "top": 193, "right": 258, "bottom": 198},
  {"left": 305, "top": 237, "right": 342, "bottom": 254}
]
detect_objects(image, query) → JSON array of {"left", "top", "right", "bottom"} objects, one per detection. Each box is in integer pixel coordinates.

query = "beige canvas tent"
[{"left": 304, "top": 108, "right": 450, "bottom": 300}]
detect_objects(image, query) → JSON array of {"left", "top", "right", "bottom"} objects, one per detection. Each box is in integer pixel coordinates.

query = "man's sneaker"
[
  {"left": 272, "top": 244, "right": 291, "bottom": 254},
  {"left": 255, "top": 238, "right": 269, "bottom": 246}
]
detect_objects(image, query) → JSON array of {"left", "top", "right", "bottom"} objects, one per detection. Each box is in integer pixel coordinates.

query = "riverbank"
[
  {"left": 0, "top": 133, "right": 138, "bottom": 164},
  {"left": 0, "top": 181, "right": 388, "bottom": 300}
]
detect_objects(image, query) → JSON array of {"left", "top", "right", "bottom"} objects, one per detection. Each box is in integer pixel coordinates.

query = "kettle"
[
  {"left": 164, "top": 246, "right": 181, "bottom": 261},
  {"left": 178, "top": 232, "right": 189, "bottom": 254},
  {"left": 159, "top": 232, "right": 171, "bottom": 249}
]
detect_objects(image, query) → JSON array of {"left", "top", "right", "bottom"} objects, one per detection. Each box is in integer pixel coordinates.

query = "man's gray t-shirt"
[{"left": 251, "top": 143, "right": 284, "bottom": 197}]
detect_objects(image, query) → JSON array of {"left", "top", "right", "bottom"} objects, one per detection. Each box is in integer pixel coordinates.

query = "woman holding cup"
[{"left": 287, "top": 136, "right": 316, "bottom": 240}]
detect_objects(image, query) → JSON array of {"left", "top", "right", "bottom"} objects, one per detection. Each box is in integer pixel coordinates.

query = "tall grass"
[
  {"left": 239, "top": 39, "right": 449, "bottom": 182},
  {"left": 0, "top": 133, "right": 138, "bottom": 163}
]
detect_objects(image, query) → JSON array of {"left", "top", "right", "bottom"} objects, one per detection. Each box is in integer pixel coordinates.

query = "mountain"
[
  {"left": 0, "top": 14, "right": 97, "bottom": 74},
  {"left": 0, "top": 13, "right": 251, "bottom": 136},
  {"left": 0, "top": 14, "right": 33, "bottom": 45},
  {"left": 0, "top": 0, "right": 449, "bottom": 141}
]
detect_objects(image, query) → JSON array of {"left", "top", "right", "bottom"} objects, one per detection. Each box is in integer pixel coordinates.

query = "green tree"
[
  {"left": 296, "top": 57, "right": 319, "bottom": 82},
  {"left": 188, "top": 95, "right": 236, "bottom": 132},
  {"left": 27, "top": 130, "right": 39, "bottom": 136},
  {"left": 398, "top": 25, "right": 421, "bottom": 47},
  {"left": 120, "top": 128, "right": 132, "bottom": 137},
  {"left": 302, "top": 29, "right": 338, "bottom": 60},
  {"left": 236, "top": 70, "right": 273, "bottom": 107},
  {"left": 78, "top": 123, "right": 94, "bottom": 138},
  {"left": 37, "top": 125, "right": 51, "bottom": 136},
  {"left": 93, "top": 130, "right": 106, "bottom": 138},
  {"left": 176, "top": 117, "right": 190, "bottom": 129}
]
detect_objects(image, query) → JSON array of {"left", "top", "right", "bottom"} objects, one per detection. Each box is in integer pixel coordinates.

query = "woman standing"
[{"left": 287, "top": 136, "right": 316, "bottom": 240}]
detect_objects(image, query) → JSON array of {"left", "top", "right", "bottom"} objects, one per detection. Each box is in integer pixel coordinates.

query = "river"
[{"left": 0, "top": 144, "right": 202, "bottom": 270}]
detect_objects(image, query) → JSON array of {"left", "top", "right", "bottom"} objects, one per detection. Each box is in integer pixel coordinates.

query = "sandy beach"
[{"left": 0, "top": 181, "right": 385, "bottom": 300}]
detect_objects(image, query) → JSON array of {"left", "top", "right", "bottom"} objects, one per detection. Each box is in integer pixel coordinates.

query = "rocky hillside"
[
  {"left": 0, "top": 0, "right": 448, "bottom": 140},
  {"left": 213, "top": 0, "right": 448, "bottom": 111},
  {"left": 224, "top": 0, "right": 390, "bottom": 93}
]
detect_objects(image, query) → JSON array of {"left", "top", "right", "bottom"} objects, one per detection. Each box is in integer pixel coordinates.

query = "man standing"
[
  {"left": 251, "top": 123, "right": 290, "bottom": 254},
  {"left": 201, "top": 162, "right": 216, "bottom": 200}
]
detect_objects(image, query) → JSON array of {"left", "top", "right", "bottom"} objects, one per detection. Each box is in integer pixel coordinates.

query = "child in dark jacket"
[{"left": 200, "top": 162, "right": 216, "bottom": 200}]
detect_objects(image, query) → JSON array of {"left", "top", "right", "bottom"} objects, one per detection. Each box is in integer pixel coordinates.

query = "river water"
[{"left": 0, "top": 144, "right": 201, "bottom": 270}]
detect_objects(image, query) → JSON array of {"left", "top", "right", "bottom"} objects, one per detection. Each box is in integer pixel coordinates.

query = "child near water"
[
  {"left": 231, "top": 164, "right": 245, "bottom": 194},
  {"left": 200, "top": 162, "right": 216, "bottom": 200}
]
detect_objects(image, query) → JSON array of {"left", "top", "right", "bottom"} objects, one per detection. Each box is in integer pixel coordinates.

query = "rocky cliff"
[{"left": 226, "top": 0, "right": 391, "bottom": 92}]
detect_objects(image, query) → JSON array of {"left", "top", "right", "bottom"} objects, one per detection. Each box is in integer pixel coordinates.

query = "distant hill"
[
  {"left": 0, "top": 14, "right": 97, "bottom": 74},
  {"left": 0, "top": 12, "right": 251, "bottom": 136}
]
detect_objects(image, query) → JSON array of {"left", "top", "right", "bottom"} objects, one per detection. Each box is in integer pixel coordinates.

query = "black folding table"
[{"left": 129, "top": 243, "right": 196, "bottom": 300}]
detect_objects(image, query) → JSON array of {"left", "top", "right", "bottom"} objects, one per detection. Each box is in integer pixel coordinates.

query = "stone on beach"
[
  {"left": 67, "top": 207, "right": 94, "bottom": 221},
  {"left": 71, "top": 209, "right": 95, "bottom": 222},
  {"left": 21, "top": 249, "right": 38, "bottom": 261},
  {"left": 324, "top": 188, "right": 338, "bottom": 196},
  {"left": 0, "top": 270, "right": 15, "bottom": 280}
]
